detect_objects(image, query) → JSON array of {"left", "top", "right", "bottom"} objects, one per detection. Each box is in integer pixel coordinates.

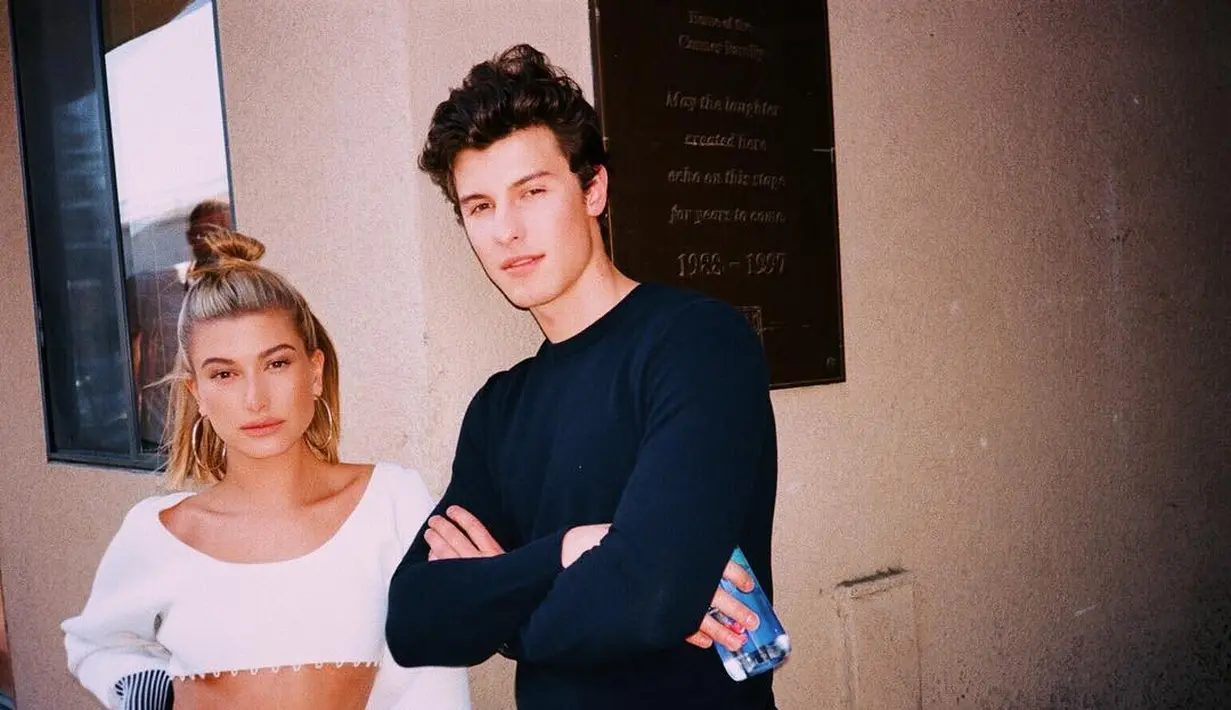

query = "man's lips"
[{"left": 501, "top": 254, "right": 543, "bottom": 271}]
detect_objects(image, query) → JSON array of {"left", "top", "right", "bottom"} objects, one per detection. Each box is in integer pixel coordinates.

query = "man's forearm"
[{"left": 386, "top": 530, "right": 566, "bottom": 667}]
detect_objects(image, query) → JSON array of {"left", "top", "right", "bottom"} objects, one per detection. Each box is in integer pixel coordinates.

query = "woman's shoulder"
[
  {"left": 121, "top": 490, "right": 196, "bottom": 531},
  {"left": 370, "top": 461, "right": 431, "bottom": 499},
  {"left": 364, "top": 461, "right": 436, "bottom": 528},
  {"left": 91, "top": 491, "right": 195, "bottom": 572}
]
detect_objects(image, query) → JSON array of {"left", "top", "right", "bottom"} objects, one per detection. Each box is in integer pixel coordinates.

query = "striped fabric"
[{"left": 113, "top": 669, "right": 173, "bottom": 710}]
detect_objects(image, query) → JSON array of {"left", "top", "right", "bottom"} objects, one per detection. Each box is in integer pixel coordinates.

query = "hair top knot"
[{"left": 186, "top": 228, "right": 265, "bottom": 283}]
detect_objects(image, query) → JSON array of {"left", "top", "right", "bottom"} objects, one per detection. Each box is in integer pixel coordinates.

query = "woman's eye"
[{"left": 268, "top": 359, "right": 291, "bottom": 370}]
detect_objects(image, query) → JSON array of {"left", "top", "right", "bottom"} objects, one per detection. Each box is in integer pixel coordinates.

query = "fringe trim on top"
[{"left": 172, "top": 660, "right": 379, "bottom": 681}]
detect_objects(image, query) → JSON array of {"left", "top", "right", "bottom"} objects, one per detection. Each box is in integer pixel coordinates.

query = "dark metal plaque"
[{"left": 590, "top": 0, "right": 844, "bottom": 387}]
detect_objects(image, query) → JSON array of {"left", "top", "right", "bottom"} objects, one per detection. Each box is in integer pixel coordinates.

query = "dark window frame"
[{"left": 8, "top": 0, "right": 232, "bottom": 470}]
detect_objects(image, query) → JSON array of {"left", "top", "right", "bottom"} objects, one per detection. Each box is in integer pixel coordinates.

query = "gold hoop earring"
[
  {"left": 315, "top": 397, "right": 336, "bottom": 446},
  {"left": 190, "top": 416, "right": 223, "bottom": 474}
]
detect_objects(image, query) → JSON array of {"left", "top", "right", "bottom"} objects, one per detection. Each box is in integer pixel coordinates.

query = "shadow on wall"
[
  {"left": 1077, "top": 580, "right": 1231, "bottom": 709},
  {"left": 943, "top": 575, "right": 1231, "bottom": 709}
]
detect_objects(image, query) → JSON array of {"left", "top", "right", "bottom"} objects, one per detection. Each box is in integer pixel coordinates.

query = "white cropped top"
[{"left": 62, "top": 462, "right": 469, "bottom": 710}]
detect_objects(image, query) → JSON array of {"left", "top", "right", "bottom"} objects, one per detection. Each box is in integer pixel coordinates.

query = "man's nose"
[{"left": 492, "top": 205, "right": 523, "bottom": 246}]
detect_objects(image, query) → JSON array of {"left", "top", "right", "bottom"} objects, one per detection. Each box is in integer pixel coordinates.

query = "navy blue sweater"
[{"left": 387, "top": 284, "right": 779, "bottom": 710}]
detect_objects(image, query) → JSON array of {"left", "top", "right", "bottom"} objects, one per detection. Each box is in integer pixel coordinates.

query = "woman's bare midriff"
[{"left": 173, "top": 663, "right": 377, "bottom": 710}]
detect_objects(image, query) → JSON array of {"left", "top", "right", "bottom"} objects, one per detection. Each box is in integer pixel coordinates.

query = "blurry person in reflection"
[
  {"left": 68, "top": 230, "right": 470, "bottom": 710},
  {"left": 180, "top": 197, "right": 233, "bottom": 279},
  {"left": 131, "top": 198, "right": 232, "bottom": 447}
]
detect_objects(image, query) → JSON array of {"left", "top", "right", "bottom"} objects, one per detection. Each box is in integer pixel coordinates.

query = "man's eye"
[
  {"left": 525, "top": 187, "right": 546, "bottom": 197},
  {"left": 469, "top": 202, "right": 492, "bottom": 216},
  {"left": 268, "top": 359, "right": 291, "bottom": 370},
  {"left": 209, "top": 371, "right": 233, "bottom": 380}
]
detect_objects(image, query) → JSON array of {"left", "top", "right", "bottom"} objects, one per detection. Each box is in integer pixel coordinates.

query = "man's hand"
[
  {"left": 685, "top": 560, "right": 759, "bottom": 652},
  {"left": 559, "top": 525, "right": 759, "bottom": 653},
  {"left": 425, "top": 505, "right": 505, "bottom": 560},
  {"left": 561, "top": 523, "right": 611, "bottom": 568}
]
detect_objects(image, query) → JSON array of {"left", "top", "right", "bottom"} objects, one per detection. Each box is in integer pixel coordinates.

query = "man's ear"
[{"left": 584, "top": 165, "right": 609, "bottom": 218}]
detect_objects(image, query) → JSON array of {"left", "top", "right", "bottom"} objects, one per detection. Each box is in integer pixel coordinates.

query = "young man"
[{"left": 386, "top": 45, "right": 780, "bottom": 710}]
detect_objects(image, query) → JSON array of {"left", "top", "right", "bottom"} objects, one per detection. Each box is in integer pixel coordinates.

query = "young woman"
[{"left": 63, "top": 231, "right": 470, "bottom": 710}]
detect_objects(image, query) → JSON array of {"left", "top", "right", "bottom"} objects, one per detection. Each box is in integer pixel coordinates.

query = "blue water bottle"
[{"left": 709, "top": 547, "right": 791, "bottom": 681}]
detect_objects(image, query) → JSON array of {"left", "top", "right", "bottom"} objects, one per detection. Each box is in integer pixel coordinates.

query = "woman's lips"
[{"left": 240, "top": 420, "right": 285, "bottom": 437}]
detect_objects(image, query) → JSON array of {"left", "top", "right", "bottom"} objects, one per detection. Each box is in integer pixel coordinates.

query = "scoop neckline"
[{"left": 154, "top": 461, "right": 385, "bottom": 567}]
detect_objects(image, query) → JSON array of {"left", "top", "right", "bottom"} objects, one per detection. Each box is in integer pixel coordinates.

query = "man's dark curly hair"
[{"left": 419, "top": 44, "right": 608, "bottom": 221}]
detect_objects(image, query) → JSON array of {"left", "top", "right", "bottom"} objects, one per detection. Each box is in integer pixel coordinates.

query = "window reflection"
[{"left": 102, "top": 0, "right": 232, "bottom": 449}]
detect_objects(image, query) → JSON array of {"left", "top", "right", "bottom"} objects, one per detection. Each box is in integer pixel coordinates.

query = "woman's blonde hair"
[{"left": 163, "top": 230, "right": 341, "bottom": 489}]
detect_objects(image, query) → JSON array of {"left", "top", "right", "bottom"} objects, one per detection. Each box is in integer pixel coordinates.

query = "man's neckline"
[{"left": 538, "top": 283, "right": 651, "bottom": 358}]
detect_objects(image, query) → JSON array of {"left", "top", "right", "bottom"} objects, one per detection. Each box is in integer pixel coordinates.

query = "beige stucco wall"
[
  {"left": 808, "top": 3, "right": 1231, "bottom": 706},
  {"left": 0, "top": 2, "right": 1227, "bottom": 709}
]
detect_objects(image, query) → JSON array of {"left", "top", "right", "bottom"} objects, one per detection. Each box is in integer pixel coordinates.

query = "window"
[{"left": 10, "top": 0, "right": 233, "bottom": 468}]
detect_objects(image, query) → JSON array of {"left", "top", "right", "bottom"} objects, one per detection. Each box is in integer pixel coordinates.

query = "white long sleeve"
[
  {"left": 369, "top": 466, "right": 472, "bottom": 710},
  {"left": 62, "top": 498, "right": 176, "bottom": 708},
  {"left": 367, "top": 646, "right": 471, "bottom": 710}
]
